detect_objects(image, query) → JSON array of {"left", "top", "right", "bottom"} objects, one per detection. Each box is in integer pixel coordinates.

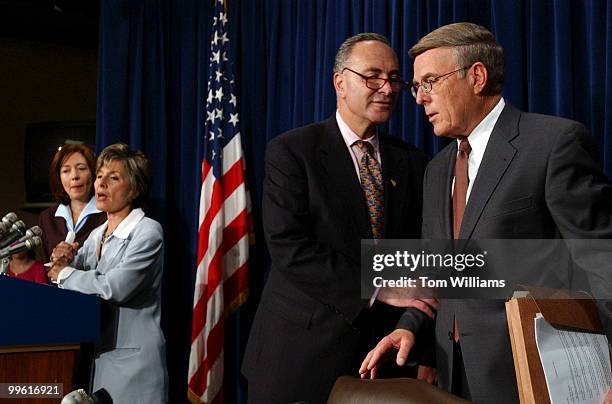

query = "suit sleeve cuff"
[
  {"left": 54, "top": 266, "right": 77, "bottom": 287},
  {"left": 396, "top": 307, "right": 430, "bottom": 335}
]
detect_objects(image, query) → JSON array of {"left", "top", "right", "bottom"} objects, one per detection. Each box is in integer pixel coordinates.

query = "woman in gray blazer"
[{"left": 48, "top": 143, "right": 168, "bottom": 404}]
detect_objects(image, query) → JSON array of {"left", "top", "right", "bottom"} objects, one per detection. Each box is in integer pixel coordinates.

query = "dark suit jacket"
[
  {"left": 242, "top": 115, "right": 429, "bottom": 403},
  {"left": 398, "top": 104, "right": 612, "bottom": 403},
  {"left": 38, "top": 206, "right": 107, "bottom": 262}
]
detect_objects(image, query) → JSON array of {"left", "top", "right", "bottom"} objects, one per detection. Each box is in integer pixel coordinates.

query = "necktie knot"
[
  {"left": 458, "top": 137, "right": 471, "bottom": 155},
  {"left": 354, "top": 140, "right": 374, "bottom": 156}
]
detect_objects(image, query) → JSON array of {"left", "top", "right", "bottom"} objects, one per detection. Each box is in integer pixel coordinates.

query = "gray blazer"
[
  {"left": 60, "top": 208, "right": 168, "bottom": 404},
  {"left": 399, "top": 104, "right": 612, "bottom": 403}
]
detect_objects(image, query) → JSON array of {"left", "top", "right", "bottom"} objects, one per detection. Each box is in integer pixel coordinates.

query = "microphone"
[
  {"left": 0, "top": 236, "right": 41, "bottom": 260},
  {"left": 0, "top": 220, "right": 26, "bottom": 249},
  {"left": 0, "top": 212, "right": 18, "bottom": 236},
  {"left": 61, "top": 388, "right": 111, "bottom": 404},
  {"left": 16, "top": 226, "right": 43, "bottom": 244}
]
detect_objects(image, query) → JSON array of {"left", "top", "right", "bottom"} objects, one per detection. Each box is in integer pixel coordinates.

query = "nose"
[
  {"left": 378, "top": 79, "right": 393, "bottom": 95},
  {"left": 415, "top": 87, "right": 427, "bottom": 105},
  {"left": 71, "top": 168, "right": 80, "bottom": 180}
]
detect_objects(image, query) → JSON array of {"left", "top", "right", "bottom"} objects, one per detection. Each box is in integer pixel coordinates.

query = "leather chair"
[{"left": 327, "top": 376, "right": 472, "bottom": 404}]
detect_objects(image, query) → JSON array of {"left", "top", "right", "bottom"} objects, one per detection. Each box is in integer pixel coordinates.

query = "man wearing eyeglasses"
[
  {"left": 242, "top": 33, "right": 431, "bottom": 403},
  {"left": 360, "top": 22, "right": 612, "bottom": 403}
]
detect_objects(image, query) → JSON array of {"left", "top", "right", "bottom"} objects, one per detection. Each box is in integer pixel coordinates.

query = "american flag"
[{"left": 188, "top": 0, "right": 251, "bottom": 402}]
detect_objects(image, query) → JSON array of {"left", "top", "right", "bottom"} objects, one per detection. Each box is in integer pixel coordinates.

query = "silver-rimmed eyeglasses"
[{"left": 410, "top": 66, "right": 471, "bottom": 99}]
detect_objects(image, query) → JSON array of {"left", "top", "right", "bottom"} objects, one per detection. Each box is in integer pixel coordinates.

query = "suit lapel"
[
  {"left": 459, "top": 105, "right": 520, "bottom": 239},
  {"left": 318, "top": 117, "right": 372, "bottom": 239},
  {"left": 442, "top": 146, "right": 455, "bottom": 239},
  {"left": 379, "top": 136, "right": 408, "bottom": 237}
]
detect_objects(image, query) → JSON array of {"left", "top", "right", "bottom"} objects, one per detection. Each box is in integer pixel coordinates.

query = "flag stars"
[
  {"left": 220, "top": 12, "right": 227, "bottom": 25},
  {"left": 215, "top": 70, "right": 223, "bottom": 82},
  {"left": 206, "top": 110, "right": 215, "bottom": 123},
  {"left": 215, "top": 88, "right": 224, "bottom": 101},
  {"left": 229, "top": 113, "right": 239, "bottom": 127},
  {"left": 214, "top": 108, "right": 223, "bottom": 120},
  {"left": 229, "top": 94, "right": 237, "bottom": 106},
  {"left": 207, "top": 90, "right": 213, "bottom": 104},
  {"left": 211, "top": 50, "right": 221, "bottom": 64}
]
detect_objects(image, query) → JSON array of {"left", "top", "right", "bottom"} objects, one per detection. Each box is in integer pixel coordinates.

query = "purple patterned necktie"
[{"left": 355, "top": 140, "right": 384, "bottom": 239}]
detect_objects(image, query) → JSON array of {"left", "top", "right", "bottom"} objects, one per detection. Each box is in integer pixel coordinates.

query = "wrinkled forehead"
[
  {"left": 61, "top": 151, "right": 87, "bottom": 166},
  {"left": 97, "top": 159, "right": 126, "bottom": 174},
  {"left": 348, "top": 41, "right": 400, "bottom": 74},
  {"left": 413, "top": 47, "right": 458, "bottom": 80}
]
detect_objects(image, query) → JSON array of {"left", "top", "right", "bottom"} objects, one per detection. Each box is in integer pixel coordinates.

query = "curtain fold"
[{"left": 96, "top": 1, "right": 612, "bottom": 402}]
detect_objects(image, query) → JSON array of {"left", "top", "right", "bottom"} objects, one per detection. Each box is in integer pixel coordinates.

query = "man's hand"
[
  {"left": 359, "top": 329, "right": 415, "bottom": 379},
  {"left": 417, "top": 365, "right": 437, "bottom": 384}
]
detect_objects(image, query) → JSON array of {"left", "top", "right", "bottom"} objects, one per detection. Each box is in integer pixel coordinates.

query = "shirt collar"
[
  {"left": 54, "top": 204, "right": 73, "bottom": 230},
  {"left": 111, "top": 208, "right": 145, "bottom": 239},
  {"left": 55, "top": 196, "right": 102, "bottom": 233},
  {"left": 336, "top": 110, "right": 379, "bottom": 152},
  {"left": 458, "top": 97, "right": 505, "bottom": 156}
]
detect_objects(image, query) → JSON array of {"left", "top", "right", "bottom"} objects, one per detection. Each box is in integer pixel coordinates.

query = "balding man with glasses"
[
  {"left": 242, "top": 32, "right": 431, "bottom": 403},
  {"left": 360, "top": 22, "right": 612, "bottom": 404}
]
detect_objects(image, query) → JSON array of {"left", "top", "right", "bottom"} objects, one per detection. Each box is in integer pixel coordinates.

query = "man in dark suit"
[
  {"left": 360, "top": 23, "right": 612, "bottom": 403},
  {"left": 242, "top": 33, "right": 431, "bottom": 403}
]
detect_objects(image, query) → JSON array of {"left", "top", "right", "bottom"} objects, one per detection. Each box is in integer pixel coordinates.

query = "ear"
[
  {"left": 333, "top": 72, "right": 346, "bottom": 98},
  {"left": 470, "top": 62, "right": 488, "bottom": 95}
]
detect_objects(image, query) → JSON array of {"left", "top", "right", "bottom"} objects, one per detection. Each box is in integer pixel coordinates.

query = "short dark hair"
[
  {"left": 49, "top": 143, "right": 96, "bottom": 205},
  {"left": 97, "top": 143, "right": 152, "bottom": 208},
  {"left": 409, "top": 22, "right": 504, "bottom": 95},
  {"left": 333, "top": 33, "right": 392, "bottom": 74}
]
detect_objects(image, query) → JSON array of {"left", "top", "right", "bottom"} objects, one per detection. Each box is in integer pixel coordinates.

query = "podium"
[{"left": 0, "top": 276, "right": 100, "bottom": 403}]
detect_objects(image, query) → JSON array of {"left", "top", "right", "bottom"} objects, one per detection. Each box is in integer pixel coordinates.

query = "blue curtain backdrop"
[{"left": 96, "top": 1, "right": 612, "bottom": 402}]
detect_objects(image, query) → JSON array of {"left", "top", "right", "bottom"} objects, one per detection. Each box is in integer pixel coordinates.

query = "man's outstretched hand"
[{"left": 359, "top": 329, "right": 415, "bottom": 379}]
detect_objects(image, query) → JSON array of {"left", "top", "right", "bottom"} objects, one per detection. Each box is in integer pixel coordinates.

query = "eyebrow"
[
  {"left": 98, "top": 170, "right": 121, "bottom": 175},
  {"left": 412, "top": 72, "right": 438, "bottom": 84},
  {"left": 61, "top": 163, "right": 88, "bottom": 168},
  {"left": 361, "top": 67, "right": 402, "bottom": 76}
]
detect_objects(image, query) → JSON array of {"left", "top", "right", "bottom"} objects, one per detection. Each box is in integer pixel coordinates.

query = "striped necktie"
[{"left": 355, "top": 140, "right": 384, "bottom": 239}]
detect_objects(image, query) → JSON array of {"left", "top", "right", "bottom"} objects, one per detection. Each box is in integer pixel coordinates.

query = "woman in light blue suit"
[{"left": 48, "top": 143, "right": 168, "bottom": 404}]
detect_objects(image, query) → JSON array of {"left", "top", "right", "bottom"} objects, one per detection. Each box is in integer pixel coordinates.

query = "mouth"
[
  {"left": 372, "top": 100, "right": 393, "bottom": 109},
  {"left": 96, "top": 193, "right": 108, "bottom": 200},
  {"left": 426, "top": 112, "right": 437, "bottom": 122}
]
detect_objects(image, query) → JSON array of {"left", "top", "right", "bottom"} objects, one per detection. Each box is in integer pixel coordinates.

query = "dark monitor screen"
[{"left": 24, "top": 121, "right": 95, "bottom": 205}]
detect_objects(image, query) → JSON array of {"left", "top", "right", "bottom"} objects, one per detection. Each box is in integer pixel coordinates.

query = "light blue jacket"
[{"left": 60, "top": 208, "right": 168, "bottom": 404}]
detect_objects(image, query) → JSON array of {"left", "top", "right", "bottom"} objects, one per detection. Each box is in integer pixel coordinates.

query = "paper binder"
[{"left": 505, "top": 289, "right": 604, "bottom": 404}]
